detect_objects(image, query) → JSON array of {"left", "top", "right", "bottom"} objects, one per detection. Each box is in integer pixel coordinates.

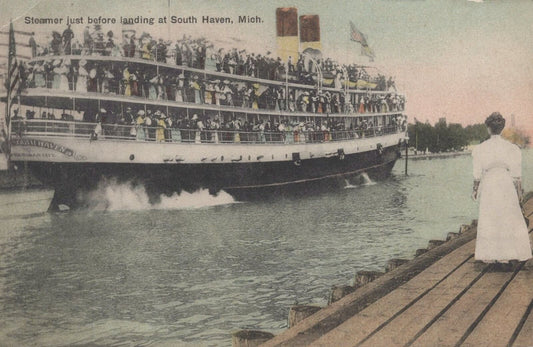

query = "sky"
[{"left": 0, "top": 0, "right": 532, "bottom": 134}]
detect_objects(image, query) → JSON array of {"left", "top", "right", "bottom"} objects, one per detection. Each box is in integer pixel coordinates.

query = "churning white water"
[
  {"left": 85, "top": 180, "right": 236, "bottom": 211},
  {"left": 344, "top": 172, "right": 376, "bottom": 189}
]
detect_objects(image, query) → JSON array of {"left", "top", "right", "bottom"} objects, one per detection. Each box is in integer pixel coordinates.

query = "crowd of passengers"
[
  {"left": 22, "top": 57, "right": 405, "bottom": 115},
  {"left": 28, "top": 24, "right": 397, "bottom": 90},
  {"left": 16, "top": 107, "right": 407, "bottom": 143}
]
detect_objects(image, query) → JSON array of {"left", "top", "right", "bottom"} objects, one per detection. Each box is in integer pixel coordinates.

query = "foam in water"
[
  {"left": 360, "top": 172, "right": 376, "bottom": 186},
  {"left": 343, "top": 179, "right": 358, "bottom": 189},
  {"left": 86, "top": 181, "right": 236, "bottom": 211},
  {"left": 344, "top": 173, "right": 376, "bottom": 189}
]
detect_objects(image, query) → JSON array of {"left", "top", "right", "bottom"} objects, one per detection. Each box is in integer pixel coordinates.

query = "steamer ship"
[{"left": 2, "top": 9, "right": 408, "bottom": 210}]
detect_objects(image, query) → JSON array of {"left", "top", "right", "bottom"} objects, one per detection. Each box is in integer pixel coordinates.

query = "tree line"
[{"left": 407, "top": 119, "right": 530, "bottom": 153}]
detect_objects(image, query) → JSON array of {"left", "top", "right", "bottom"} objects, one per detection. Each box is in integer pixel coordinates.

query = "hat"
[
  {"left": 192, "top": 114, "right": 198, "bottom": 120},
  {"left": 178, "top": 74, "right": 185, "bottom": 79},
  {"left": 223, "top": 80, "right": 230, "bottom": 84},
  {"left": 193, "top": 75, "right": 198, "bottom": 80},
  {"left": 79, "top": 59, "right": 87, "bottom": 66},
  {"left": 63, "top": 59, "right": 71, "bottom": 66},
  {"left": 137, "top": 110, "right": 145, "bottom": 116},
  {"left": 53, "top": 59, "right": 61, "bottom": 66},
  {"left": 160, "top": 113, "right": 166, "bottom": 119},
  {"left": 100, "top": 108, "right": 107, "bottom": 113}
]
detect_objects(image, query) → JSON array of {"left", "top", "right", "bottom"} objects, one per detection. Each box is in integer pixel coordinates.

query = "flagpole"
[{"left": 4, "top": 21, "right": 14, "bottom": 166}]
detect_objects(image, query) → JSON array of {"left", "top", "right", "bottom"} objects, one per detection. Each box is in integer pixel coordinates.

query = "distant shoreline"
[{"left": 402, "top": 150, "right": 472, "bottom": 160}]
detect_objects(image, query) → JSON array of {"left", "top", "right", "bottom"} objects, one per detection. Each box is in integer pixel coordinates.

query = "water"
[{"left": 1, "top": 150, "right": 532, "bottom": 346}]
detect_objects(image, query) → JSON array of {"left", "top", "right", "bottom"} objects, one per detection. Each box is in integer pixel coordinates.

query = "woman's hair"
[{"left": 485, "top": 112, "right": 506, "bottom": 135}]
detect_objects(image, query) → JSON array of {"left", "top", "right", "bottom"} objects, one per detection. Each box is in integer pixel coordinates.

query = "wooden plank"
[
  {"left": 512, "top": 299, "right": 533, "bottom": 347},
  {"left": 358, "top": 258, "right": 486, "bottom": 347},
  {"left": 309, "top": 240, "right": 476, "bottom": 347},
  {"left": 461, "top": 268, "right": 533, "bottom": 346},
  {"left": 410, "top": 270, "right": 515, "bottom": 346},
  {"left": 462, "top": 235, "right": 533, "bottom": 347}
]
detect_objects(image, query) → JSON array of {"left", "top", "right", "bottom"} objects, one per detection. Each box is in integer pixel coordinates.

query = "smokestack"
[
  {"left": 276, "top": 7, "right": 299, "bottom": 63},
  {"left": 299, "top": 15, "right": 320, "bottom": 46}
]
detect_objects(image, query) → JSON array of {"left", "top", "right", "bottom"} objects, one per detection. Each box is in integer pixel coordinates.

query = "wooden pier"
[{"left": 249, "top": 196, "right": 533, "bottom": 347}]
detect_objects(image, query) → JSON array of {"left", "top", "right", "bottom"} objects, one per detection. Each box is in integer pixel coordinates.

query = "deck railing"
[{"left": 10, "top": 119, "right": 402, "bottom": 145}]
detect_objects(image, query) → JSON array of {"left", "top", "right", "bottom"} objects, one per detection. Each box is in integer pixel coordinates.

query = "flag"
[
  {"left": 350, "top": 21, "right": 368, "bottom": 46},
  {"left": 6, "top": 22, "right": 21, "bottom": 108},
  {"left": 3, "top": 21, "right": 22, "bottom": 162},
  {"left": 361, "top": 44, "right": 375, "bottom": 62},
  {"left": 350, "top": 21, "right": 375, "bottom": 61}
]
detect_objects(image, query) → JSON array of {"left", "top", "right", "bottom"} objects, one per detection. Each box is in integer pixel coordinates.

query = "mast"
[{"left": 3, "top": 21, "right": 18, "bottom": 165}]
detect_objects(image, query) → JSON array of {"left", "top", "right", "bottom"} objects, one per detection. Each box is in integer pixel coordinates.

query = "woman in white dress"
[
  {"left": 76, "top": 60, "right": 88, "bottom": 92},
  {"left": 472, "top": 112, "right": 532, "bottom": 266}
]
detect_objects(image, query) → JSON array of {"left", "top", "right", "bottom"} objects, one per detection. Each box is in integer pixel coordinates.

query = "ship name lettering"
[
  {"left": 202, "top": 16, "right": 233, "bottom": 24},
  {"left": 13, "top": 138, "right": 74, "bottom": 157}
]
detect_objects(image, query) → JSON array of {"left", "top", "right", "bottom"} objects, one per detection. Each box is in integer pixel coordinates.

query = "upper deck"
[{"left": 18, "top": 53, "right": 405, "bottom": 125}]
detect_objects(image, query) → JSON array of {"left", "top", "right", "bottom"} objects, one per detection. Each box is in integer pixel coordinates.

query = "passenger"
[
  {"left": 87, "top": 65, "right": 98, "bottom": 92},
  {"left": 135, "top": 110, "right": 146, "bottom": 140},
  {"left": 233, "top": 118, "right": 241, "bottom": 143},
  {"left": 147, "top": 73, "right": 158, "bottom": 100},
  {"left": 220, "top": 80, "right": 233, "bottom": 106},
  {"left": 62, "top": 25, "right": 74, "bottom": 55},
  {"left": 51, "top": 60, "right": 62, "bottom": 89},
  {"left": 145, "top": 110, "right": 154, "bottom": 140},
  {"left": 156, "top": 113, "right": 167, "bottom": 142},
  {"left": 101, "top": 67, "right": 113, "bottom": 93},
  {"left": 76, "top": 59, "right": 88, "bottom": 92},
  {"left": 251, "top": 84, "right": 260, "bottom": 109},
  {"left": 141, "top": 38, "right": 152, "bottom": 60},
  {"left": 164, "top": 114, "right": 173, "bottom": 141},
  {"left": 190, "top": 75, "right": 203, "bottom": 104},
  {"left": 156, "top": 74, "right": 165, "bottom": 100},
  {"left": 122, "top": 66, "right": 131, "bottom": 96},
  {"left": 122, "top": 107, "right": 133, "bottom": 125},
  {"left": 205, "top": 80, "right": 216, "bottom": 104},
  {"left": 92, "top": 108, "right": 106, "bottom": 139},
  {"left": 211, "top": 115, "right": 220, "bottom": 143},
  {"left": 171, "top": 116, "right": 182, "bottom": 142},
  {"left": 33, "top": 62, "right": 46, "bottom": 88},
  {"left": 93, "top": 26, "right": 106, "bottom": 55}
]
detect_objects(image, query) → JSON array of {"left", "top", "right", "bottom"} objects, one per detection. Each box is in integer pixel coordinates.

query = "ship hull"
[{"left": 22, "top": 144, "right": 400, "bottom": 210}]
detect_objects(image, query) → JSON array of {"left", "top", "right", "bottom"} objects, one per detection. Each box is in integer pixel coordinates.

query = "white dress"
[{"left": 472, "top": 135, "right": 532, "bottom": 262}]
